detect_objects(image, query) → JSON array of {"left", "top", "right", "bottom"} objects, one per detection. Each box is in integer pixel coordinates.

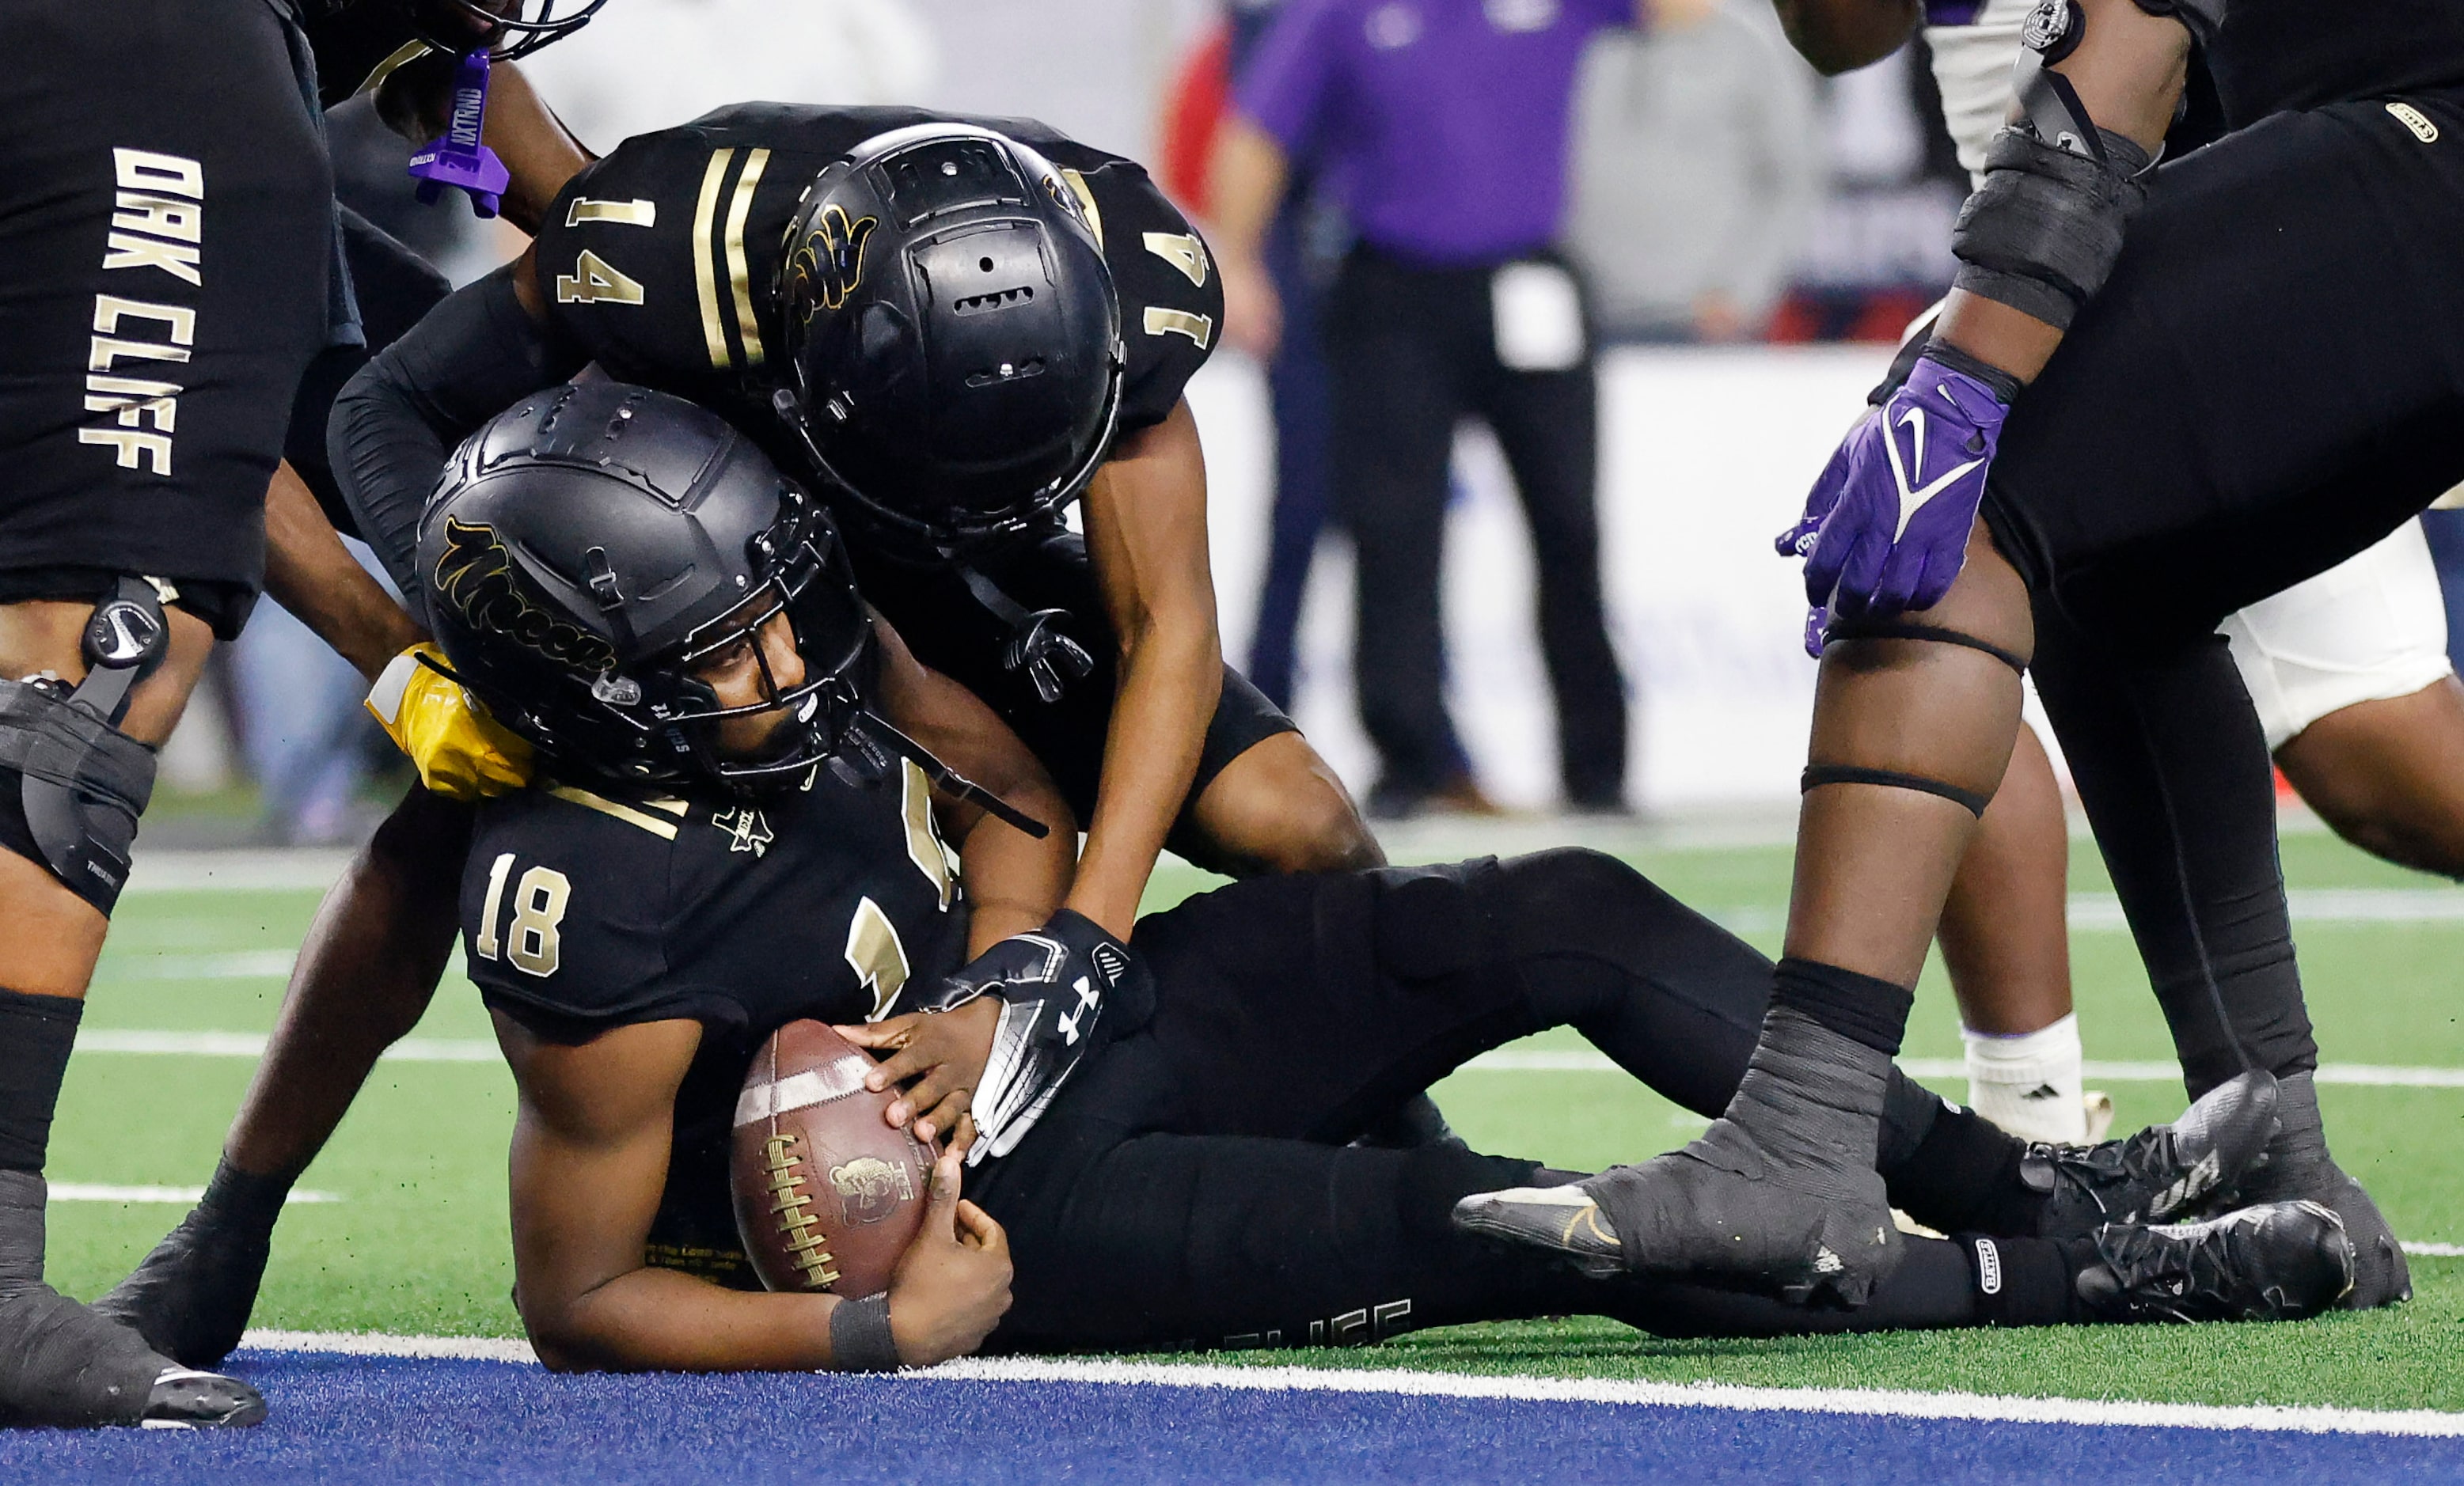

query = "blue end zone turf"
[{"left": 3, "top": 1353, "right": 2462, "bottom": 1484}]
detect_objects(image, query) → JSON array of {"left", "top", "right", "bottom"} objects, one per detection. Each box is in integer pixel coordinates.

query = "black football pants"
[
  {"left": 969, "top": 850, "right": 1995, "bottom": 1353},
  {"left": 1324, "top": 247, "right": 1627, "bottom": 805}
]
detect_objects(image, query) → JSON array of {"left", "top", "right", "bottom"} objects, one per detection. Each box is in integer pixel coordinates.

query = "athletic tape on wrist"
[
  {"left": 1950, "top": 123, "right": 2151, "bottom": 331},
  {"left": 830, "top": 1292, "right": 901, "bottom": 1372}
]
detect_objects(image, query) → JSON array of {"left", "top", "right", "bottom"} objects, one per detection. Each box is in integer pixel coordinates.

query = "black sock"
[
  {"left": 1770, "top": 957, "right": 1915, "bottom": 1057},
  {"left": 195, "top": 1155, "right": 296, "bottom": 1236},
  {"left": 1883, "top": 1100, "right": 2030, "bottom": 1234},
  {"left": 0, "top": 988, "right": 85, "bottom": 1175},
  {"left": 1957, "top": 1232, "right": 2086, "bottom": 1327}
]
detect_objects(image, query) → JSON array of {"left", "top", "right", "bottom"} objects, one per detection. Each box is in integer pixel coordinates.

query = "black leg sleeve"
[{"left": 2031, "top": 608, "right": 2314, "bottom": 1094}]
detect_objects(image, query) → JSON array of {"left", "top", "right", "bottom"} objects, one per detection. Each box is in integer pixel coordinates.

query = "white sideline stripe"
[
  {"left": 2405, "top": 1242, "right": 2464, "bottom": 1257},
  {"left": 226, "top": 1332, "right": 2464, "bottom": 1438},
  {"left": 74, "top": 1029, "right": 499, "bottom": 1062},
  {"left": 1460, "top": 1048, "right": 2464, "bottom": 1088},
  {"left": 50, "top": 1185, "right": 338, "bottom": 1204},
  {"left": 245, "top": 1330, "right": 539, "bottom": 1364}
]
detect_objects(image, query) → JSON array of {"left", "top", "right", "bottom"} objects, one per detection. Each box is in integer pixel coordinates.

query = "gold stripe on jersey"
[
  {"left": 567, "top": 198, "right": 659, "bottom": 228},
  {"left": 636, "top": 794, "right": 690, "bottom": 817},
  {"left": 692, "top": 150, "right": 735, "bottom": 370},
  {"left": 725, "top": 148, "right": 772, "bottom": 366},
  {"left": 1059, "top": 169, "right": 1104, "bottom": 249},
  {"left": 545, "top": 782, "right": 682, "bottom": 840}
]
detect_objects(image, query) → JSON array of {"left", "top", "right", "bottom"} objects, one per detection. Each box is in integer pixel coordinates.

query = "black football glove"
[{"left": 903, "top": 911, "right": 1145, "bottom": 1163}]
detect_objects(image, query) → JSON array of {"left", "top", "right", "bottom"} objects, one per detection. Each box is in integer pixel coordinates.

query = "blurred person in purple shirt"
[{"left": 1212, "top": 0, "right": 1655, "bottom": 817}]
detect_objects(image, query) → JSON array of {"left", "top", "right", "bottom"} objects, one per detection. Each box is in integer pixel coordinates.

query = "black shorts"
[
  {"left": 1981, "top": 87, "right": 2464, "bottom": 644},
  {"left": 0, "top": 0, "right": 334, "bottom": 639},
  {"left": 852, "top": 528, "right": 1300, "bottom": 841}
]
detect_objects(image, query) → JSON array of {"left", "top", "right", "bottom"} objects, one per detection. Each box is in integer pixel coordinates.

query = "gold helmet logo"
[
  {"left": 431, "top": 517, "right": 617, "bottom": 676},
  {"left": 790, "top": 204, "right": 879, "bottom": 317}
]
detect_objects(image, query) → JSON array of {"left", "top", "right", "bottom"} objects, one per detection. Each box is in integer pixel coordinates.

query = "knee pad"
[
  {"left": 0, "top": 578, "right": 170, "bottom": 915},
  {"left": 1805, "top": 620, "right": 2027, "bottom": 818}
]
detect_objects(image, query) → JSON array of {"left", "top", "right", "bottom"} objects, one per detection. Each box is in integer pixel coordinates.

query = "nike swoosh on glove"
[
  {"left": 365, "top": 643, "right": 534, "bottom": 802},
  {"left": 1801, "top": 357, "right": 2010, "bottom": 620},
  {"left": 907, "top": 911, "right": 1150, "bottom": 1164}
]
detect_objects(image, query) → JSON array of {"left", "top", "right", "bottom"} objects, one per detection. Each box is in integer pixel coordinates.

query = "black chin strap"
[
  {"left": 955, "top": 565, "right": 1093, "bottom": 704},
  {"left": 846, "top": 711, "right": 1051, "bottom": 840}
]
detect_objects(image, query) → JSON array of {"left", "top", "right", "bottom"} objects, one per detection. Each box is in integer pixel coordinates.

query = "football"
[{"left": 730, "top": 1019, "right": 933, "bottom": 1300}]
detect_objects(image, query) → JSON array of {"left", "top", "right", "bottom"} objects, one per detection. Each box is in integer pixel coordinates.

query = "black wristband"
[
  {"left": 830, "top": 1293, "right": 902, "bottom": 1372},
  {"left": 1920, "top": 342, "right": 2026, "bottom": 405}
]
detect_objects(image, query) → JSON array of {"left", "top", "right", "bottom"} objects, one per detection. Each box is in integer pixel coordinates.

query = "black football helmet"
[
  {"left": 401, "top": 0, "right": 609, "bottom": 58},
  {"left": 419, "top": 382, "right": 875, "bottom": 794},
  {"left": 774, "top": 123, "right": 1127, "bottom": 554}
]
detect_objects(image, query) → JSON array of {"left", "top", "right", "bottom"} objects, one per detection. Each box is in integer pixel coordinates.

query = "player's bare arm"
[
  {"left": 1073, "top": 400, "right": 1223, "bottom": 940},
  {"left": 497, "top": 1013, "right": 1010, "bottom": 1372},
  {"left": 867, "top": 612, "right": 1078, "bottom": 953},
  {"left": 1771, "top": 0, "right": 1923, "bottom": 74},
  {"left": 849, "top": 614, "right": 1080, "bottom": 1147},
  {"left": 263, "top": 464, "right": 423, "bottom": 683},
  {"left": 1931, "top": 0, "right": 2191, "bottom": 385}
]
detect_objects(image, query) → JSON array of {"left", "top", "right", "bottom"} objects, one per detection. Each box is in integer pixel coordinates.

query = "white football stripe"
[
  {"left": 733, "top": 1060, "right": 869, "bottom": 1128},
  {"left": 50, "top": 1184, "right": 339, "bottom": 1204},
  {"left": 226, "top": 1332, "right": 2464, "bottom": 1437}
]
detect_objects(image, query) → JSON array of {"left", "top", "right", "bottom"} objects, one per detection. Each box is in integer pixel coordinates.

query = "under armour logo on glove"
[
  {"left": 1798, "top": 357, "right": 2011, "bottom": 622},
  {"left": 892, "top": 911, "right": 1148, "bottom": 1164},
  {"left": 1004, "top": 609, "right": 1094, "bottom": 704}
]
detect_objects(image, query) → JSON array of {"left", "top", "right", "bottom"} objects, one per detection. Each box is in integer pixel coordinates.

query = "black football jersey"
[
  {"left": 2209, "top": 2, "right": 2464, "bottom": 127},
  {"left": 529, "top": 104, "right": 1224, "bottom": 459},
  {"left": 462, "top": 756, "right": 974, "bottom": 1042},
  {"left": 463, "top": 755, "right": 977, "bottom": 1285}
]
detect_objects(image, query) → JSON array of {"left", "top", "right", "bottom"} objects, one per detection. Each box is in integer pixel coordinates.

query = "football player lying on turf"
[
  {"left": 419, "top": 385, "right": 2348, "bottom": 1371},
  {"left": 105, "top": 109, "right": 1450, "bottom": 1377}
]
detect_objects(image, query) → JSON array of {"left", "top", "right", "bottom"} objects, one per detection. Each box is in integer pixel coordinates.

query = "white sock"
[{"left": 1963, "top": 1013, "right": 2088, "bottom": 1144}]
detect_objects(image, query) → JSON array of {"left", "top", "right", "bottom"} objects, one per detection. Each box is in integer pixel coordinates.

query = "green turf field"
[{"left": 44, "top": 825, "right": 2464, "bottom": 1412}]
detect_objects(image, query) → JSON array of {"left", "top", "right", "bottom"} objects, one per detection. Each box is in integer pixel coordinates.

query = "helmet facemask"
[
  {"left": 597, "top": 516, "right": 879, "bottom": 794},
  {"left": 406, "top": 0, "right": 610, "bottom": 58}
]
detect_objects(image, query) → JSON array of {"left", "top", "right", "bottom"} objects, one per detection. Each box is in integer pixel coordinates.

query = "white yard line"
[
  {"left": 2404, "top": 1242, "right": 2464, "bottom": 1258},
  {"left": 51, "top": 1185, "right": 338, "bottom": 1204},
  {"left": 1460, "top": 1048, "right": 2464, "bottom": 1088},
  {"left": 74, "top": 1029, "right": 499, "bottom": 1062},
  {"left": 230, "top": 1331, "right": 2464, "bottom": 1438}
]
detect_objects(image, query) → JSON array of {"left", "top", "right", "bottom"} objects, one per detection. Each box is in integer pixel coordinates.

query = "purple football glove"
[
  {"left": 1775, "top": 422, "right": 1863, "bottom": 657},
  {"left": 1800, "top": 357, "right": 2010, "bottom": 620}
]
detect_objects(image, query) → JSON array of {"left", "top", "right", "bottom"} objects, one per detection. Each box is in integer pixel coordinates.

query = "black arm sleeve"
[{"left": 328, "top": 263, "right": 584, "bottom": 614}]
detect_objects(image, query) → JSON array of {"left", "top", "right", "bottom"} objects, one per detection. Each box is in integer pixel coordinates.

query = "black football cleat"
[
  {"left": 2227, "top": 1071, "right": 2410, "bottom": 1310},
  {"left": 139, "top": 1367, "right": 267, "bottom": 1430},
  {"left": 95, "top": 1205, "right": 273, "bottom": 1370},
  {"left": 1452, "top": 1183, "right": 1625, "bottom": 1279},
  {"left": 2075, "top": 1199, "right": 2354, "bottom": 1324},
  {"left": 2025, "top": 1069, "right": 2279, "bottom": 1239}
]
